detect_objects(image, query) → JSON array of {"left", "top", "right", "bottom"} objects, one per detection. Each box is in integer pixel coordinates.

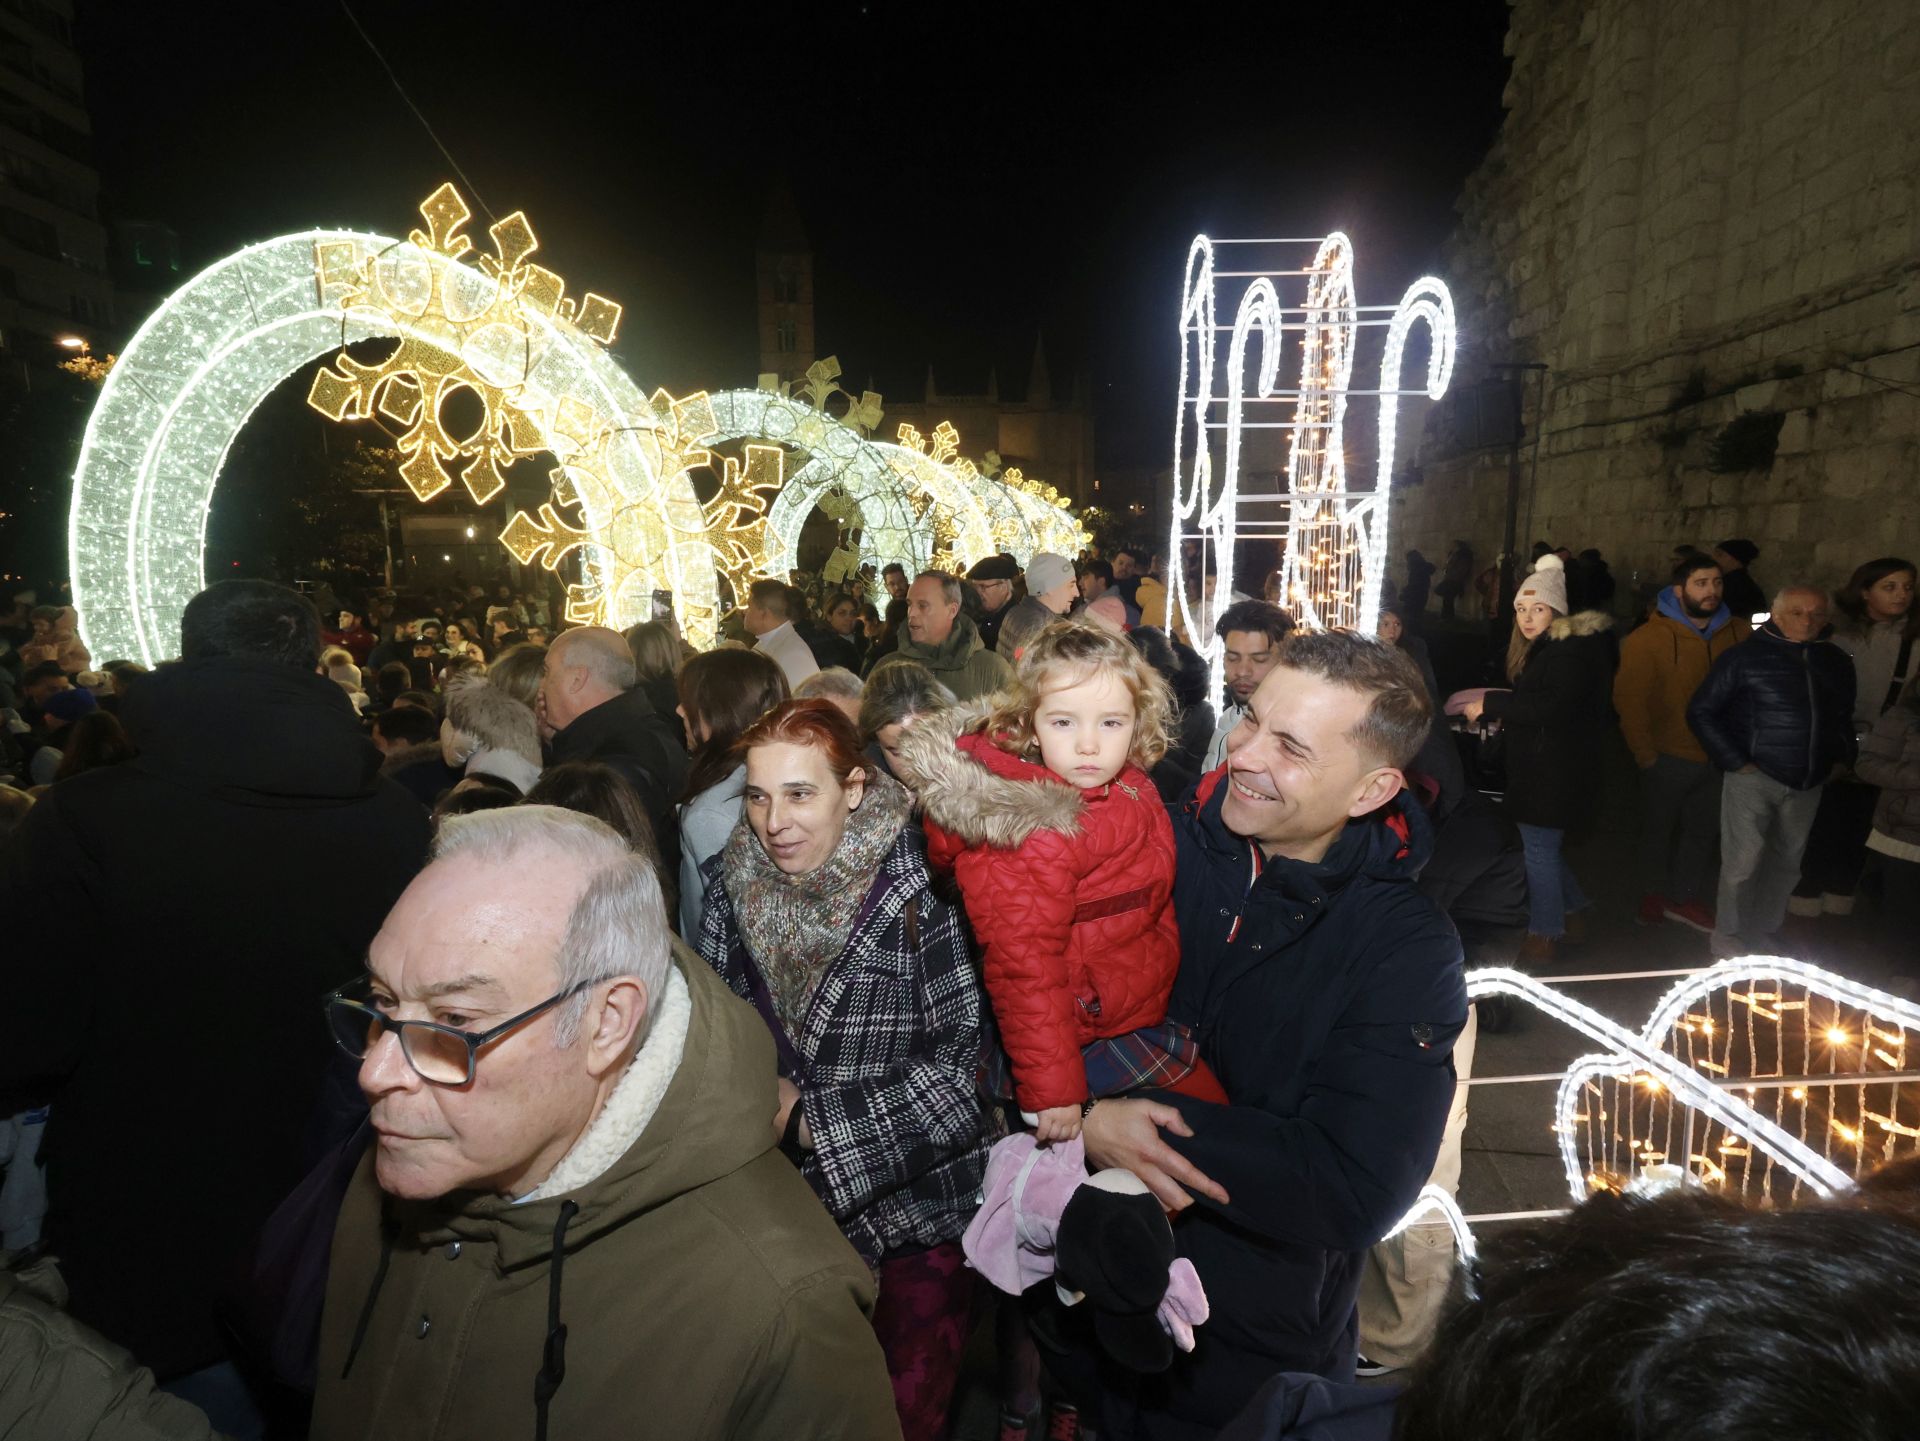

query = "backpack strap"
[{"left": 1885, "top": 635, "right": 1916, "bottom": 716}]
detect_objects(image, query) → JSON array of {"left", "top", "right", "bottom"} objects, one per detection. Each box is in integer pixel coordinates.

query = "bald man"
[
  {"left": 1687, "top": 586, "right": 1856, "bottom": 956},
  {"left": 540, "top": 626, "right": 689, "bottom": 888}
]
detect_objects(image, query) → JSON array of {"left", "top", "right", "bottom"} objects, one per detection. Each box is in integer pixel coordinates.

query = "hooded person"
[
  {"left": 311, "top": 806, "right": 897, "bottom": 1441},
  {"left": 0, "top": 580, "right": 430, "bottom": 1417},
  {"left": 1713, "top": 539, "right": 1767, "bottom": 621},
  {"left": 1613, "top": 554, "right": 1752, "bottom": 930}
]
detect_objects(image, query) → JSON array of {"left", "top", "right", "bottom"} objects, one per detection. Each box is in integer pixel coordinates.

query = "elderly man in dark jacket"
[
  {"left": 0, "top": 581, "right": 429, "bottom": 1427},
  {"left": 1688, "top": 585, "right": 1856, "bottom": 956},
  {"left": 1056, "top": 631, "right": 1468, "bottom": 1437}
]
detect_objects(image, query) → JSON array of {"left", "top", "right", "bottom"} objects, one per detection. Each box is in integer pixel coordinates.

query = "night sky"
[{"left": 77, "top": 0, "right": 1511, "bottom": 471}]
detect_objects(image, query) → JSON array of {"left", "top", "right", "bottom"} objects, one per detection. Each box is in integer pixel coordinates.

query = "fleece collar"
[{"left": 520, "top": 963, "right": 692, "bottom": 1202}]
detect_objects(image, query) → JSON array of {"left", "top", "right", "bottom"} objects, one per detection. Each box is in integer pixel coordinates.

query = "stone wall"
[{"left": 1392, "top": 0, "right": 1920, "bottom": 614}]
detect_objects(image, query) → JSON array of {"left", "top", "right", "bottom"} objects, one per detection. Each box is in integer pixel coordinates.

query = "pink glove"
[{"left": 1156, "top": 1257, "right": 1209, "bottom": 1351}]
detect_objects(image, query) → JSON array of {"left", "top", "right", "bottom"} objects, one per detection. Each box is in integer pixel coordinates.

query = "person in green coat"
[
  {"left": 311, "top": 806, "right": 899, "bottom": 1441},
  {"left": 867, "top": 571, "right": 1013, "bottom": 702}
]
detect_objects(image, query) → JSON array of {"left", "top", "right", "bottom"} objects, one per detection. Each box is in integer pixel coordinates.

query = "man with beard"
[
  {"left": 1615, "top": 554, "right": 1751, "bottom": 931},
  {"left": 1204, "top": 600, "right": 1296, "bottom": 770}
]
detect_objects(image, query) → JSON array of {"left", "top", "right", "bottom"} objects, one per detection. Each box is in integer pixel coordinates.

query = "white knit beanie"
[{"left": 1516, "top": 554, "right": 1568, "bottom": 613}]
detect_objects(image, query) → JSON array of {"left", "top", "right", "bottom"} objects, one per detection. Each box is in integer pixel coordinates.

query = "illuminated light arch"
[
  {"left": 69, "top": 227, "right": 698, "bottom": 665},
  {"left": 1167, "top": 233, "right": 1455, "bottom": 698}
]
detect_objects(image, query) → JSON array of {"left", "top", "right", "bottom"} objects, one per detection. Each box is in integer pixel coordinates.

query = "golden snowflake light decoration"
[{"left": 306, "top": 183, "right": 621, "bottom": 505}]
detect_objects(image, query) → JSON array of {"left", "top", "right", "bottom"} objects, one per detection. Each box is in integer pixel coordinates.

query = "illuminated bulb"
[
  {"left": 1792, "top": 1087, "right": 1807, "bottom": 1100},
  {"left": 1827, "top": 1027, "right": 1850, "bottom": 1045}
]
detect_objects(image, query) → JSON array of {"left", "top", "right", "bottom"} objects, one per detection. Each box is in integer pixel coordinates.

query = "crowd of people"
[{"left": 1, "top": 533, "right": 1917, "bottom": 1441}]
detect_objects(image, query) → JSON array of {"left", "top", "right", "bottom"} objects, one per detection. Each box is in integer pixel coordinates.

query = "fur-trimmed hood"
[
  {"left": 895, "top": 699, "right": 1084, "bottom": 848},
  {"left": 1547, "top": 609, "right": 1614, "bottom": 641}
]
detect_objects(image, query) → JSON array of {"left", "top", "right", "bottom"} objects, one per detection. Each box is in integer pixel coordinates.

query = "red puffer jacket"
[{"left": 903, "top": 707, "right": 1181, "bottom": 1112}]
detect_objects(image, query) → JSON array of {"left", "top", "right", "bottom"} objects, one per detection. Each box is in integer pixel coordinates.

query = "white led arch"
[{"left": 69, "top": 229, "right": 700, "bottom": 665}]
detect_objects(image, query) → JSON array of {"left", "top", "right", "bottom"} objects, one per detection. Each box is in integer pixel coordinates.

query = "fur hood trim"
[
  {"left": 896, "top": 699, "right": 1083, "bottom": 848},
  {"left": 521, "top": 963, "right": 692, "bottom": 1202},
  {"left": 1549, "top": 610, "right": 1615, "bottom": 641}
]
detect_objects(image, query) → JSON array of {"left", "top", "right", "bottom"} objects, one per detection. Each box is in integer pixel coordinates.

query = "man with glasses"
[{"left": 311, "top": 805, "right": 896, "bottom": 1441}]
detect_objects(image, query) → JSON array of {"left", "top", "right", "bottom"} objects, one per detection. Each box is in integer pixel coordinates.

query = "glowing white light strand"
[
  {"left": 1640, "top": 956, "right": 1920, "bottom": 1047},
  {"left": 1464, "top": 968, "right": 1853, "bottom": 1201},
  {"left": 1167, "top": 233, "right": 1456, "bottom": 693},
  {"left": 68, "top": 230, "right": 694, "bottom": 664}
]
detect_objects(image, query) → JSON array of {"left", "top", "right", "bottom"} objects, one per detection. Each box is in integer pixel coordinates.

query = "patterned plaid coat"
[{"left": 698, "top": 825, "right": 993, "bottom": 1265}]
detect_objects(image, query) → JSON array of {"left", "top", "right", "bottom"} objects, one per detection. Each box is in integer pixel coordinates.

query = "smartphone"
[{"left": 651, "top": 589, "right": 674, "bottom": 622}]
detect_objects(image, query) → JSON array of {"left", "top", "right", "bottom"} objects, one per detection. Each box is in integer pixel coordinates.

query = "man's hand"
[
  {"left": 1461, "top": 698, "right": 1485, "bottom": 725},
  {"left": 775, "top": 1076, "right": 812, "bottom": 1150},
  {"left": 1033, "top": 1105, "right": 1083, "bottom": 1144},
  {"left": 1081, "top": 1098, "right": 1229, "bottom": 1213}
]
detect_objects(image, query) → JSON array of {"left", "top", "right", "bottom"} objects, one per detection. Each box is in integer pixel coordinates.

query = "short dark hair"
[
  {"left": 376, "top": 662, "right": 412, "bottom": 701},
  {"left": 881, "top": 562, "right": 907, "bottom": 580},
  {"left": 1214, "top": 599, "right": 1294, "bottom": 648},
  {"left": 1275, "top": 629, "right": 1430, "bottom": 768},
  {"left": 1672, "top": 553, "right": 1723, "bottom": 586},
  {"left": 1397, "top": 1188, "right": 1920, "bottom": 1441},
  {"left": 373, "top": 704, "right": 438, "bottom": 747},
  {"left": 394, "top": 689, "right": 441, "bottom": 716},
  {"left": 22, "top": 660, "right": 66, "bottom": 687},
  {"left": 1082, "top": 559, "right": 1114, "bottom": 586},
  {"left": 180, "top": 580, "right": 321, "bottom": 669},
  {"left": 1117, "top": 546, "right": 1150, "bottom": 566},
  {"left": 746, "top": 578, "right": 793, "bottom": 620}
]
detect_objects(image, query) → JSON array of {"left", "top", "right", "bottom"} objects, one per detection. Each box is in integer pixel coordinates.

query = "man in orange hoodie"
[{"left": 1613, "top": 554, "right": 1752, "bottom": 931}]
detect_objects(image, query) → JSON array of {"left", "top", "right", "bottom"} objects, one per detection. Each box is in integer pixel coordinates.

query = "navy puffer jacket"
[{"left": 1686, "top": 623, "right": 1857, "bottom": 789}]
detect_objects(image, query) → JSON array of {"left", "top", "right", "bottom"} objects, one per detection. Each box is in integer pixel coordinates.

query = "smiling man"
[
  {"left": 311, "top": 806, "right": 898, "bottom": 1441},
  {"left": 1056, "top": 629, "right": 1468, "bottom": 1435}
]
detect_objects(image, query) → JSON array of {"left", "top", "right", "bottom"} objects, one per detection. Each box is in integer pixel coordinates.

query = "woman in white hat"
[{"left": 1462, "top": 555, "right": 1618, "bottom": 962}]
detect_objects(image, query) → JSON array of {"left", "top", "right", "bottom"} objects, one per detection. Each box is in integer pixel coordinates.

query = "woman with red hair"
[{"left": 695, "top": 698, "right": 991, "bottom": 1440}]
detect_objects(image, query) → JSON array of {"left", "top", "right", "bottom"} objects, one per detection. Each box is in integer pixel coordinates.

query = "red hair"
[{"left": 734, "top": 698, "right": 867, "bottom": 785}]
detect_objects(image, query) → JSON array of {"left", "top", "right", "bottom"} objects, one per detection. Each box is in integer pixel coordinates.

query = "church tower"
[{"left": 756, "top": 182, "right": 815, "bottom": 387}]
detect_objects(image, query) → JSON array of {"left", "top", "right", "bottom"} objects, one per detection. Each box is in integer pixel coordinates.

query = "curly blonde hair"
[{"left": 983, "top": 618, "right": 1175, "bottom": 772}]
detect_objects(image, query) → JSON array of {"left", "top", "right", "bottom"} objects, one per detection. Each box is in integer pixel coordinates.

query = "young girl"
[{"left": 903, "top": 619, "right": 1225, "bottom": 1142}]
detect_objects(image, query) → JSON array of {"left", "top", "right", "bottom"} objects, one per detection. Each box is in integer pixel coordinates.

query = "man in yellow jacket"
[{"left": 1612, "top": 555, "right": 1752, "bottom": 932}]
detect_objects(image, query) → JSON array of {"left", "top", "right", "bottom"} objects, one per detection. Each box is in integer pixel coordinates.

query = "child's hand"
[{"left": 1034, "top": 1105, "right": 1083, "bottom": 1143}]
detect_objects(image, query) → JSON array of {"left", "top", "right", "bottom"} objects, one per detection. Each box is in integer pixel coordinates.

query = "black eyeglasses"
[{"left": 324, "top": 976, "right": 595, "bottom": 1087}]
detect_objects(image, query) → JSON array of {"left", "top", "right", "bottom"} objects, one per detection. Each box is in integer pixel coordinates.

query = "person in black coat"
[
  {"left": 1048, "top": 632, "right": 1467, "bottom": 1436},
  {"left": 541, "top": 625, "right": 689, "bottom": 908},
  {"left": 1687, "top": 586, "right": 1856, "bottom": 955},
  {"left": 1462, "top": 556, "right": 1615, "bottom": 963},
  {"left": 1713, "top": 538, "right": 1768, "bottom": 621},
  {"left": 0, "top": 581, "right": 430, "bottom": 1411},
  {"left": 1400, "top": 550, "right": 1435, "bottom": 622}
]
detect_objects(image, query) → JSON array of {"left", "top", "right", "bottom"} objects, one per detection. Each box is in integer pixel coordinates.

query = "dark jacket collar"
[
  {"left": 549, "top": 686, "right": 665, "bottom": 762},
  {"left": 120, "top": 656, "right": 382, "bottom": 805},
  {"left": 1184, "top": 766, "right": 1431, "bottom": 901}
]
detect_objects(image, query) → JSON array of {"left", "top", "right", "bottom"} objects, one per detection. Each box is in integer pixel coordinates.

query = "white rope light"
[
  {"left": 68, "top": 226, "right": 691, "bottom": 664},
  {"left": 1167, "top": 233, "right": 1456, "bottom": 694}
]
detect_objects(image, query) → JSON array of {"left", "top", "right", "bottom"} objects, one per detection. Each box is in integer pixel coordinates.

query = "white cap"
[{"left": 1516, "top": 554, "right": 1568, "bottom": 613}]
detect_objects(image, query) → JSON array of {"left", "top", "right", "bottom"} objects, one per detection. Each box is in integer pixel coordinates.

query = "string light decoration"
[
  {"left": 1167, "top": 234, "right": 1455, "bottom": 700},
  {"left": 307, "top": 183, "right": 622, "bottom": 506},
  {"left": 69, "top": 184, "right": 1090, "bottom": 658}
]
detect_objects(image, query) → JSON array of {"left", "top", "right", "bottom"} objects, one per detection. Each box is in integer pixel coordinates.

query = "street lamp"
[{"left": 56, "top": 335, "right": 88, "bottom": 351}]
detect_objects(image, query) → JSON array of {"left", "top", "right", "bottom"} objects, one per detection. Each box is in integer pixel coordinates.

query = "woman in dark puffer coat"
[{"left": 1462, "top": 556, "right": 1616, "bottom": 962}]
